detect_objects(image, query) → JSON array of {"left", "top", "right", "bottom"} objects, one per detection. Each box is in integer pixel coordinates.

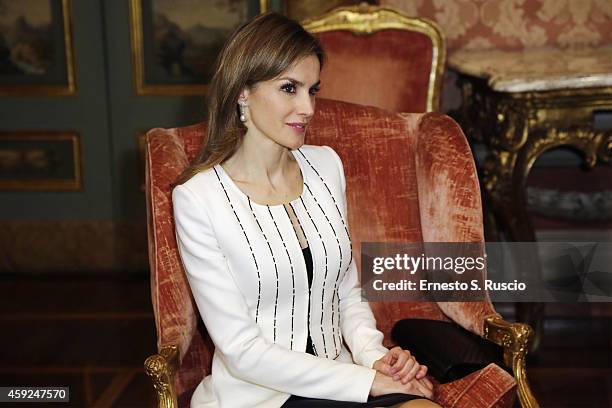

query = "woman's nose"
[{"left": 297, "top": 92, "right": 315, "bottom": 118}]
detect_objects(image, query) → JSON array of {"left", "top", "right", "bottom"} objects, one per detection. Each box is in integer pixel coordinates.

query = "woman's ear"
[{"left": 238, "top": 88, "right": 249, "bottom": 105}]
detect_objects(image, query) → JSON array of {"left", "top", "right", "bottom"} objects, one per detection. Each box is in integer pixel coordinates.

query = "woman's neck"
[{"left": 221, "top": 136, "right": 296, "bottom": 187}]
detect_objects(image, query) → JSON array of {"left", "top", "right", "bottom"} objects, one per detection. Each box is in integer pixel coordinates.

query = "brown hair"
[{"left": 174, "top": 12, "right": 325, "bottom": 186}]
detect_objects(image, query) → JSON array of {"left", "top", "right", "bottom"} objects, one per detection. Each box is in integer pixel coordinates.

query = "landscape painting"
[
  {"left": 0, "top": 0, "right": 75, "bottom": 95},
  {"left": 131, "top": 0, "right": 266, "bottom": 95},
  {"left": 0, "top": 131, "right": 82, "bottom": 191}
]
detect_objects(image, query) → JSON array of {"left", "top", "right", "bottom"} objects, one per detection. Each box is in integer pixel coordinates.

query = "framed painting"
[
  {"left": 129, "top": 0, "right": 270, "bottom": 95},
  {"left": 0, "top": 130, "right": 82, "bottom": 191},
  {"left": 0, "top": 0, "right": 76, "bottom": 96}
]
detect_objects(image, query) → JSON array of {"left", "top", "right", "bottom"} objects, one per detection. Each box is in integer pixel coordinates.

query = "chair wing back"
[
  {"left": 307, "top": 100, "right": 496, "bottom": 341},
  {"left": 406, "top": 112, "right": 498, "bottom": 335},
  {"left": 303, "top": 4, "right": 446, "bottom": 113},
  {"left": 145, "top": 123, "right": 214, "bottom": 400}
]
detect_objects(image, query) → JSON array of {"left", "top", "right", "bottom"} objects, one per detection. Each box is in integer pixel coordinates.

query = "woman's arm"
[
  {"left": 172, "top": 183, "right": 376, "bottom": 402},
  {"left": 325, "top": 146, "right": 433, "bottom": 397},
  {"left": 323, "top": 146, "right": 389, "bottom": 369},
  {"left": 338, "top": 257, "right": 389, "bottom": 368}
]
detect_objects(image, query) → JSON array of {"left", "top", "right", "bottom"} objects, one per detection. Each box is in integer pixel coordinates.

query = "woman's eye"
[
  {"left": 309, "top": 86, "right": 320, "bottom": 96},
  {"left": 281, "top": 83, "right": 296, "bottom": 94}
]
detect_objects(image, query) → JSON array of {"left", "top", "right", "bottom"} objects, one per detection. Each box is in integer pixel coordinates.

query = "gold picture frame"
[
  {"left": 0, "top": 0, "right": 76, "bottom": 96},
  {"left": 0, "top": 130, "right": 82, "bottom": 191},
  {"left": 129, "top": 0, "right": 270, "bottom": 96}
]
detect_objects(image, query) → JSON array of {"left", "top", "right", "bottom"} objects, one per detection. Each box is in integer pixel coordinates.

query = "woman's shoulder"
[
  {"left": 298, "top": 143, "right": 338, "bottom": 158},
  {"left": 297, "top": 144, "right": 345, "bottom": 191},
  {"left": 297, "top": 144, "right": 343, "bottom": 173},
  {"left": 172, "top": 166, "right": 223, "bottom": 206}
]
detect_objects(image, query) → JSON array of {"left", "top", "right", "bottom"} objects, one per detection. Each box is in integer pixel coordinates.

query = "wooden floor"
[
  {"left": 1, "top": 275, "right": 610, "bottom": 407},
  {"left": 0, "top": 275, "right": 157, "bottom": 408},
  {"left": 497, "top": 303, "right": 612, "bottom": 407}
]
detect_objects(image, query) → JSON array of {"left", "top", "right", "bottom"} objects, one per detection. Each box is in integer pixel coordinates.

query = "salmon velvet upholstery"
[
  {"left": 145, "top": 98, "right": 515, "bottom": 407},
  {"left": 316, "top": 30, "right": 434, "bottom": 112}
]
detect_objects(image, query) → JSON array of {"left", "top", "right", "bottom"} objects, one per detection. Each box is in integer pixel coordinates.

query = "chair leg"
[
  {"left": 484, "top": 316, "right": 540, "bottom": 408},
  {"left": 145, "top": 344, "right": 179, "bottom": 408},
  {"left": 516, "top": 302, "right": 545, "bottom": 354}
]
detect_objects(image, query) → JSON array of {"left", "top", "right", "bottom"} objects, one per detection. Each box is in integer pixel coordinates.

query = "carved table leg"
[
  {"left": 493, "top": 126, "right": 611, "bottom": 352},
  {"left": 482, "top": 145, "right": 544, "bottom": 352}
]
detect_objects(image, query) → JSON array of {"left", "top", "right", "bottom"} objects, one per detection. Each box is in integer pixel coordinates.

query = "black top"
[{"left": 302, "top": 246, "right": 316, "bottom": 355}]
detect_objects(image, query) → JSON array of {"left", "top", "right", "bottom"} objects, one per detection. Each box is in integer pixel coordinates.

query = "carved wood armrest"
[
  {"left": 484, "top": 315, "right": 540, "bottom": 408},
  {"left": 144, "top": 344, "right": 179, "bottom": 408}
]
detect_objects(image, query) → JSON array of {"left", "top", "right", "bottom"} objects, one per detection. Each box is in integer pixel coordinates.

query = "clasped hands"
[{"left": 370, "top": 347, "right": 434, "bottom": 399}]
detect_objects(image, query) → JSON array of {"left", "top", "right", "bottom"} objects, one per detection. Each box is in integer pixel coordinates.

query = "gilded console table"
[
  {"left": 449, "top": 46, "right": 612, "bottom": 349},
  {"left": 450, "top": 46, "right": 612, "bottom": 242}
]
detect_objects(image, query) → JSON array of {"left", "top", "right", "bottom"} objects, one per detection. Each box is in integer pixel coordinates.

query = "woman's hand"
[
  {"left": 373, "top": 347, "right": 428, "bottom": 384},
  {"left": 370, "top": 371, "right": 434, "bottom": 399}
]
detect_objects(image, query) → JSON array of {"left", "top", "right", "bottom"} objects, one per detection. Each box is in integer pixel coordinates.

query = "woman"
[{"left": 172, "top": 12, "right": 441, "bottom": 408}]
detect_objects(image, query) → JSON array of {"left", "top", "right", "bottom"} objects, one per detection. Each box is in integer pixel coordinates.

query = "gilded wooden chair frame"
[
  {"left": 301, "top": 3, "right": 446, "bottom": 112},
  {"left": 145, "top": 344, "right": 179, "bottom": 408},
  {"left": 144, "top": 318, "right": 539, "bottom": 408}
]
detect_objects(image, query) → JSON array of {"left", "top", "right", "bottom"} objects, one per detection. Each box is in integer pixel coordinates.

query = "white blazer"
[{"left": 173, "top": 145, "right": 388, "bottom": 408}]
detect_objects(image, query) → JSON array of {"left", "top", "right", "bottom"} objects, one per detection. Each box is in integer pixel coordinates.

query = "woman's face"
[{"left": 240, "top": 55, "right": 321, "bottom": 150}]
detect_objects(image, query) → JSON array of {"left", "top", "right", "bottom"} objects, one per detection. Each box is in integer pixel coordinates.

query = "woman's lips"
[{"left": 287, "top": 123, "right": 306, "bottom": 133}]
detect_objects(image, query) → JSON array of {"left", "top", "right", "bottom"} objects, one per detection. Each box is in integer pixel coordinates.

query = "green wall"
[{"left": 0, "top": 1, "right": 208, "bottom": 222}]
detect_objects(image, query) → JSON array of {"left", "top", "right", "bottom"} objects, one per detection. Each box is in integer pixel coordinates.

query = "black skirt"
[{"left": 281, "top": 393, "right": 429, "bottom": 407}]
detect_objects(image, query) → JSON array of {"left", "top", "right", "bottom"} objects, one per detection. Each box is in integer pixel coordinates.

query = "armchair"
[
  {"left": 144, "top": 98, "right": 539, "bottom": 408},
  {"left": 302, "top": 3, "right": 445, "bottom": 112}
]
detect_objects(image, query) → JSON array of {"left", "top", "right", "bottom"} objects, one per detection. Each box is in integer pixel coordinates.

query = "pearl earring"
[{"left": 238, "top": 101, "right": 248, "bottom": 122}]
